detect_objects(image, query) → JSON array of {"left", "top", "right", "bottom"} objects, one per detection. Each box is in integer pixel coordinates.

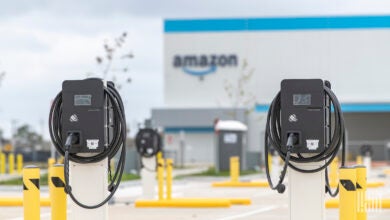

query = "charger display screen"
[
  {"left": 74, "top": 94, "right": 92, "bottom": 106},
  {"left": 293, "top": 94, "right": 311, "bottom": 106}
]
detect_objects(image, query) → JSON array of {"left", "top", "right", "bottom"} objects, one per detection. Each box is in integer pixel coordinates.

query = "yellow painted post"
[
  {"left": 23, "top": 165, "right": 40, "bottom": 220},
  {"left": 8, "top": 153, "right": 15, "bottom": 174},
  {"left": 355, "top": 165, "right": 367, "bottom": 220},
  {"left": 157, "top": 152, "right": 163, "bottom": 160},
  {"left": 339, "top": 166, "right": 357, "bottom": 220},
  {"left": 356, "top": 156, "right": 362, "bottom": 165},
  {"left": 267, "top": 153, "right": 272, "bottom": 173},
  {"left": 48, "top": 158, "right": 55, "bottom": 168},
  {"left": 48, "top": 158, "right": 56, "bottom": 184},
  {"left": 57, "top": 156, "right": 64, "bottom": 164},
  {"left": 17, "top": 154, "right": 23, "bottom": 174},
  {"left": 166, "top": 159, "right": 173, "bottom": 200},
  {"left": 330, "top": 157, "right": 339, "bottom": 187},
  {"left": 157, "top": 158, "right": 165, "bottom": 200},
  {"left": 49, "top": 164, "right": 67, "bottom": 220},
  {"left": 230, "top": 157, "right": 239, "bottom": 182},
  {"left": 0, "top": 153, "right": 5, "bottom": 174}
]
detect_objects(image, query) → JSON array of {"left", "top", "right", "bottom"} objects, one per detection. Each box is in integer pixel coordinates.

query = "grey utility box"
[{"left": 215, "top": 120, "right": 248, "bottom": 172}]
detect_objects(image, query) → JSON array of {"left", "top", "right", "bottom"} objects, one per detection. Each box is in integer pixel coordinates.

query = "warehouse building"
[{"left": 152, "top": 15, "right": 390, "bottom": 167}]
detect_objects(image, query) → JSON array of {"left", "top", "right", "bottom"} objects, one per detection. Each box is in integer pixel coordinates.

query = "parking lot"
[{"left": 1, "top": 168, "right": 389, "bottom": 220}]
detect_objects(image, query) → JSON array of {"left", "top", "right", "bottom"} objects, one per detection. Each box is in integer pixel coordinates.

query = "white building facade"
[{"left": 153, "top": 15, "right": 390, "bottom": 166}]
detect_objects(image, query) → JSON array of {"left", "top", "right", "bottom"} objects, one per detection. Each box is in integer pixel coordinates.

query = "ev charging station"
[
  {"left": 265, "top": 79, "right": 346, "bottom": 220},
  {"left": 135, "top": 128, "right": 162, "bottom": 199},
  {"left": 360, "top": 144, "right": 373, "bottom": 177},
  {"left": 49, "top": 78, "right": 127, "bottom": 220}
]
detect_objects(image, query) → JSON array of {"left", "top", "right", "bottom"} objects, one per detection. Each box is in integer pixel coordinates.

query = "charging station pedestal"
[
  {"left": 363, "top": 156, "right": 371, "bottom": 177},
  {"left": 360, "top": 145, "right": 372, "bottom": 177},
  {"left": 141, "top": 157, "right": 157, "bottom": 199},
  {"left": 69, "top": 159, "right": 108, "bottom": 220},
  {"left": 271, "top": 153, "right": 280, "bottom": 181},
  {"left": 289, "top": 160, "right": 325, "bottom": 220},
  {"left": 135, "top": 128, "right": 162, "bottom": 199}
]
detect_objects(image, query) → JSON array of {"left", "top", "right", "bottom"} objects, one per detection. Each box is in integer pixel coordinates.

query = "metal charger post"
[
  {"left": 360, "top": 145, "right": 372, "bottom": 177},
  {"left": 135, "top": 128, "right": 162, "bottom": 199}
]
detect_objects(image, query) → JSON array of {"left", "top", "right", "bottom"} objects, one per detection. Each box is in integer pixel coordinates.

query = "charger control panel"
[
  {"left": 61, "top": 79, "right": 111, "bottom": 153},
  {"left": 280, "top": 79, "right": 330, "bottom": 153}
]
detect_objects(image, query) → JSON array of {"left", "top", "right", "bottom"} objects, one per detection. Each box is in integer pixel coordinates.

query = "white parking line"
[{"left": 215, "top": 206, "right": 278, "bottom": 220}]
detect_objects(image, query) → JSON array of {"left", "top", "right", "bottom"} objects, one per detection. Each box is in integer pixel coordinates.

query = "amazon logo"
[{"left": 173, "top": 54, "right": 238, "bottom": 80}]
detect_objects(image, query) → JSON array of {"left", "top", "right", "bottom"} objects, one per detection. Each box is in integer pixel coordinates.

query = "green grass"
[
  {"left": 0, "top": 173, "right": 140, "bottom": 186},
  {"left": 0, "top": 173, "right": 49, "bottom": 186},
  {"left": 175, "top": 167, "right": 259, "bottom": 179},
  {"left": 0, "top": 176, "right": 23, "bottom": 186},
  {"left": 120, "top": 173, "right": 140, "bottom": 181}
]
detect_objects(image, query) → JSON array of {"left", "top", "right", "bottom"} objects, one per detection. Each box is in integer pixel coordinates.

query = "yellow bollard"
[
  {"left": 355, "top": 165, "right": 367, "bottom": 220},
  {"left": 57, "top": 156, "right": 64, "bottom": 164},
  {"left": 8, "top": 153, "right": 15, "bottom": 174},
  {"left": 157, "top": 152, "right": 163, "bottom": 160},
  {"left": 49, "top": 164, "right": 67, "bottom": 220},
  {"left": 339, "top": 166, "right": 357, "bottom": 220},
  {"left": 48, "top": 158, "right": 56, "bottom": 184},
  {"left": 166, "top": 159, "right": 173, "bottom": 200},
  {"left": 0, "top": 153, "right": 5, "bottom": 174},
  {"left": 17, "top": 154, "right": 23, "bottom": 174},
  {"left": 230, "top": 157, "right": 239, "bottom": 183},
  {"left": 330, "top": 157, "right": 339, "bottom": 187},
  {"left": 48, "top": 158, "right": 55, "bottom": 168},
  {"left": 356, "top": 156, "right": 362, "bottom": 165},
  {"left": 267, "top": 153, "right": 272, "bottom": 173},
  {"left": 23, "top": 165, "right": 40, "bottom": 220},
  {"left": 157, "top": 158, "right": 165, "bottom": 200}
]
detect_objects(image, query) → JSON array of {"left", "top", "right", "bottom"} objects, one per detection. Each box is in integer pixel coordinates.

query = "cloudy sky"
[{"left": 0, "top": 0, "right": 389, "bottom": 139}]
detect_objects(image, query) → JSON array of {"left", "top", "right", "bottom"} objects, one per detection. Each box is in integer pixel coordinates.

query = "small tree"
[
  {"left": 14, "top": 124, "right": 46, "bottom": 161},
  {"left": 14, "top": 124, "right": 43, "bottom": 149},
  {"left": 87, "top": 32, "right": 134, "bottom": 90},
  {"left": 223, "top": 59, "right": 257, "bottom": 118}
]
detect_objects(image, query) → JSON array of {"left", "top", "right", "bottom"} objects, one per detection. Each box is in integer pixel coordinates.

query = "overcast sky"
[{"left": 0, "top": 0, "right": 389, "bottom": 139}]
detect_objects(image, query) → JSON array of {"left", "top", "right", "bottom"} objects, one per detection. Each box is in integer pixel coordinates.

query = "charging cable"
[
  {"left": 49, "top": 81, "right": 127, "bottom": 209},
  {"left": 264, "top": 84, "right": 345, "bottom": 197}
]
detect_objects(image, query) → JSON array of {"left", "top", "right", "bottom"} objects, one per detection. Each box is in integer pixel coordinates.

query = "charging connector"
[
  {"left": 286, "top": 133, "right": 298, "bottom": 151},
  {"left": 65, "top": 132, "right": 80, "bottom": 149},
  {"left": 273, "top": 133, "right": 297, "bottom": 194}
]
